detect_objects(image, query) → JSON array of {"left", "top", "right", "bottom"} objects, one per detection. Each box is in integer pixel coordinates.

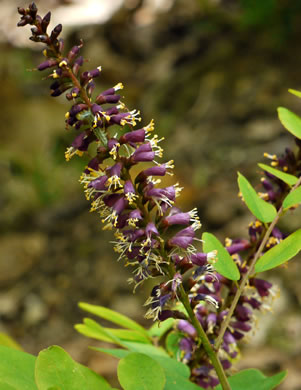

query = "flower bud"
[
  {"left": 50, "top": 24, "right": 62, "bottom": 41},
  {"left": 17, "top": 7, "right": 26, "bottom": 15},
  {"left": 37, "top": 59, "right": 57, "bottom": 71},
  {"left": 41, "top": 11, "right": 51, "bottom": 32}
]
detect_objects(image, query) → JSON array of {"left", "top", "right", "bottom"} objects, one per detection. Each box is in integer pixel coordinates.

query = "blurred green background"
[{"left": 1, "top": 0, "right": 301, "bottom": 388}]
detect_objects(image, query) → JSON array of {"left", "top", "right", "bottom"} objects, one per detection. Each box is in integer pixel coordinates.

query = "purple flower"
[
  {"left": 226, "top": 239, "right": 250, "bottom": 255},
  {"left": 120, "top": 129, "right": 145, "bottom": 144},
  {"left": 87, "top": 66, "right": 102, "bottom": 79},
  {"left": 131, "top": 143, "right": 155, "bottom": 163},
  {"left": 250, "top": 278, "right": 273, "bottom": 297},
  {"left": 169, "top": 226, "right": 195, "bottom": 249},
  {"left": 89, "top": 175, "right": 108, "bottom": 191},
  {"left": 178, "top": 320, "right": 197, "bottom": 337},
  {"left": 37, "top": 59, "right": 57, "bottom": 71}
]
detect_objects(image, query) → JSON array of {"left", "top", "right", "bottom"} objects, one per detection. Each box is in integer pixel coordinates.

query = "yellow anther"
[
  {"left": 52, "top": 70, "right": 59, "bottom": 79},
  {"left": 225, "top": 237, "right": 232, "bottom": 247},
  {"left": 114, "top": 82, "right": 124, "bottom": 91},
  {"left": 263, "top": 153, "right": 277, "bottom": 160},
  {"left": 59, "top": 60, "right": 68, "bottom": 67}
]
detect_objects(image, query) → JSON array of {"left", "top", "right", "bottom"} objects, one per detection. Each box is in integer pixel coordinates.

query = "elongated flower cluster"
[
  {"left": 174, "top": 143, "right": 301, "bottom": 387},
  {"left": 17, "top": 3, "right": 219, "bottom": 321},
  {"left": 18, "top": 4, "right": 301, "bottom": 388}
]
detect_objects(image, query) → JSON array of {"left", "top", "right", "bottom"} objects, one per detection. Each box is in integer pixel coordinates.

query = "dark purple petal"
[
  {"left": 169, "top": 226, "right": 195, "bottom": 249},
  {"left": 250, "top": 278, "right": 273, "bottom": 297},
  {"left": 190, "top": 252, "right": 208, "bottom": 266},
  {"left": 178, "top": 320, "right": 197, "bottom": 337},
  {"left": 89, "top": 175, "right": 108, "bottom": 191},
  {"left": 132, "top": 151, "right": 155, "bottom": 162},
  {"left": 164, "top": 212, "right": 190, "bottom": 226},
  {"left": 145, "top": 222, "right": 159, "bottom": 237},
  {"left": 121, "top": 129, "right": 145, "bottom": 144},
  {"left": 37, "top": 59, "right": 57, "bottom": 71}
]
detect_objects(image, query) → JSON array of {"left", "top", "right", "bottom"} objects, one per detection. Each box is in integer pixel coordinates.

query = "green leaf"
[
  {"left": 162, "top": 371, "right": 203, "bottom": 390},
  {"left": 255, "top": 229, "right": 301, "bottom": 272},
  {"left": 79, "top": 317, "right": 150, "bottom": 344},
  {"left": 238, "top": 172, "right": 277, "bottom": 223},
  {"left": 78, "top": 302, "right": 149, "bottom": 338},
  {"left": 148, "top": 318, "right": 175, "bottom": 339},
  {"left": 108, "top": 328, "right": 150, "bottom": 343},
  {"left": 0, "top": 346, "right": 37, "bottom": 390},
  {"left": 150, "top": 355, "right": 202, "bottom": 390},
  {"left": 122, "top": 341, "right": 169, "bottom": 357},
  {"left": 92, "top": 347, "right": 130, "bottom": 359},
  {"left": 153, "top": 356, "right": 190, "bottom": 380},
  {"left": 96, "top": 348, "right": 203, "bottom": 390},
  {"left": 94, "top": 347, "right": 190, "bottom": 379},
  {"left": 165, "top": 331, "right": 182, "bottom": 358},
  {"left": 278, "top": 107, "right": 301, "bottom": 139},
  {"left": 153, "top": 355, "right": 203, "bottom": 390},
  {"left": 75, "top": 320, "right": 125, "bottom": 347},
  {"left": 283, "top": 186, "right": 301, "bottom": 209},
  {"left": 93, "top": 341, "right": 168, "bottom": 359},
  {"left": 215, "top": 368, "right": 286, "bottom": 390},
  {"left": 288, "top": 88, "right": 301, "bottom": 98},
  {"left": 0, "top": 383, "right": 16, "bottom": 390},
  {"left": 202, "top": 232, "right": 240, "bottom": 281},
  {"left": 0, "top": 333, "right": 23, "bottom": 351},
  {"left": 117, "top": 352, "right": 166, "bottom": 390},
  {"left": 35, "top": 345, "right": 112, "bottom": 390},
  {"left": 258, "top": 163, "right": 298, "bottom": 186}
]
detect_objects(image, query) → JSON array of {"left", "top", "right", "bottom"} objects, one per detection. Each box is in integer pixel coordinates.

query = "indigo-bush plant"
[{"left": 1, "top": 3, "right": 301, "bottom": 390}]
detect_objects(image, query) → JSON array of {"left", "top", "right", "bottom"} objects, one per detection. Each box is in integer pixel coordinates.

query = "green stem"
[
  {"left": 166, "top": 262, "right": 231, "bottom": 389},
  {"left": 178, "top": 284, "right": 231, "bottom": 390},
  {"left": 215, "top": 175, "right": 301, "bottom": 350}
]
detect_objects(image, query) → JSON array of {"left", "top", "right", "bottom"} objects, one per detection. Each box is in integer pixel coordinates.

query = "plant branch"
[
  {"left": 166, "top": 261, "right": 231, "bottom": 390},
  {"left": 215, "top": 175, "right": 301, "bottom": 350},
  {"left": 178, "top": 284, "right": 232, "bottom": 390}
]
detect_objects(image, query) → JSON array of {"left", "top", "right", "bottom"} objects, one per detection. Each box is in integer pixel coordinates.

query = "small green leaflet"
[
  {"left": 278, "top": 107, "right": 301, "bottom": 139},
  {"left": 0, "top": 346, "right": 37, "bottom": 390},
  {"left": 121, "top": 341, "right": 168, "bottom": 357},
  {"left": 96, "top": 348, "right": 191, "bottom": 379},
  {"left": 93, "top": 127, "right": 108, "bottom": 146},
  {"left": 202, "top": 232, "right": 240, "bottom": 281},
  {"left": 283, "top": 186, "right": 301, "bottom": 209},
  {"left": 78, "top": 302, "right": 149, "bottom": 338},
  {"left": 92, "top": 347, "right": 129, "bottom": 360},
  {"left": 75, "top": 317, "right": 150, "bottom": 344},
  {"left": 255, "top": 229, "right": 301, "bottom": 273},
  {"left": 215, "top": 368, "right": 286, "bottom": 390},
  {"left": 117, "top": 352, "right": 166, "bottom": 390},
  {"left": 288, "top": 88, "right": 301, "bottom": 98},
  {"left": 258, "top": 163, "right": 298, "bottom": 186},
  {"left": 101, "top": 348, "right": 203, "bottom": 390},
  {"left": 165, "top": 331, "right": 182, "bottom": 358},
  {"left": 237, "top": 172, "right": 277, "bottom": 223},
  {"left": 35, "top": 345, "right": 112, "bottom": 390}
]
